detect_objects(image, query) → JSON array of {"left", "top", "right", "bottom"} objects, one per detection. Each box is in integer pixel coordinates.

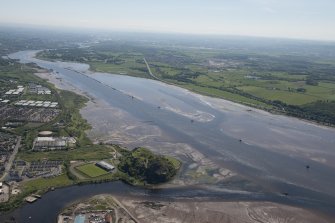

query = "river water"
[{"left": 2, "top": 50, "right": 335, "bottom": 222}]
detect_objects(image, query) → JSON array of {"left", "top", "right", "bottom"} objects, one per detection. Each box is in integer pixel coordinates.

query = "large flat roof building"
[
  {"left": 32, "top": 137, "right": 76, "bottom": 151},
  {"left": 96, "top": 161, "right": 115, "bottom": 172}
]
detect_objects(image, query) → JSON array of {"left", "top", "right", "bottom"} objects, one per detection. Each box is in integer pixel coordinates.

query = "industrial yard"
[{"left": 58, "top": 195, "right": 137, "bottom": 223}]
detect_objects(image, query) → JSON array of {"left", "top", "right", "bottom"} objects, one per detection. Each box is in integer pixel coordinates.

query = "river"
[{"left": 2, "top": 50, "right": 335, "bottom": 222}]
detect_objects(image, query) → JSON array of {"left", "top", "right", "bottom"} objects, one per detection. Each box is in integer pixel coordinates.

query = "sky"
[{"left": 0, "top": 0, "right": 335, "bottom": 41}]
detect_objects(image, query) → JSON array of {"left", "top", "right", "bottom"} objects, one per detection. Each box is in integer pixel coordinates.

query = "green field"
[
  {"left": 37, "top": 41, "right": 335, "bottom": 125},
  {"left": 76, "top": 163, "right": 109, "bottom": 178},
  {"left": 89, "top": 60, "right": 149, "bottom": 78},
  {"left": 22, "top": 174, "right": 73, "bottom": 192}
]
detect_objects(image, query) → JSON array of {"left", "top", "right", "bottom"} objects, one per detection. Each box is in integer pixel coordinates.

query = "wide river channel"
[{"left": 2, "top": 50, "right": 335, "bottom": 222}]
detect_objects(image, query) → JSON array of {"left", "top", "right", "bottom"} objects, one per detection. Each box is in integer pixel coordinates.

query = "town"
[
  {"left": 0, "top": 68, "right": 117, "bottom": 205},
  {"left": 0, "top": 75, "right": 64, "bottom": 202}
]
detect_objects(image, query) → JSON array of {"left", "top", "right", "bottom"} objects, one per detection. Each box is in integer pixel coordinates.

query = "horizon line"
[{"left": 1, "top": 22, "right": 335, "bottom": 44}]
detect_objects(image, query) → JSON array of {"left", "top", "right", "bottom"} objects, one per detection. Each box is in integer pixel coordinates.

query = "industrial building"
[
  {"left": 29, "top": 83, "right": 51, "bottom": 95},
  {"left": 32, "top": 137, "right": 76, "bottom": 151},
  {"left": 14, "top": 100, "right": 58, "bottom": 108},
  {"left": 96, "top": 161, "right": 115, "bottom": 172}
]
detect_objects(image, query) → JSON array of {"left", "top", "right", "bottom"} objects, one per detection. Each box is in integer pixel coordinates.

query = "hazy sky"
[{"left": 1, "top": 0, "right": 335, "bottom": 41}]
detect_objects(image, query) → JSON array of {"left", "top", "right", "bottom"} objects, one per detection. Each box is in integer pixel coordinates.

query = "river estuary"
[{"left": 2, "top": 50, "right": 335, "bottom": 222}]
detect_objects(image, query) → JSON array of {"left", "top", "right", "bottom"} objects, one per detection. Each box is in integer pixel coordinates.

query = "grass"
[
  {"left": 89, "top": 59, "right": 149, "bottom": 78},
  {"left": 22, "top": 174, "right": 73, "bottom": 193},
  {"left": 76, "top": 163, "right": 109, "bottom": 178},
  {"left": 182, "top": 83, "right": 272, "bottom": 108},
  {"left": 16, "top": 144, "right": 118, "bottom": 162},
  {"left": 237, "top": 85, "right": 319, "bottom": 105}
]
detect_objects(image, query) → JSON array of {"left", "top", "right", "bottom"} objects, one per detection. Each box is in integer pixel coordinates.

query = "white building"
[{"left": 96, "top": 161, "right": 115, "bottom": 172}]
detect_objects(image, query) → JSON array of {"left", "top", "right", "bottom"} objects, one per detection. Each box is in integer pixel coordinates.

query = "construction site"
[{"left": 58, "top": 195, "right": 137, "bottom": 223}]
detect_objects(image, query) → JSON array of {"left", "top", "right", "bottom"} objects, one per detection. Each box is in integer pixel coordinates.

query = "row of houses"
[
  {"left": 5, "top": 86, "right": 24, "bottom": 95},
  {"left": 14, "top": 100, "right": 58, "bottom": 108}
]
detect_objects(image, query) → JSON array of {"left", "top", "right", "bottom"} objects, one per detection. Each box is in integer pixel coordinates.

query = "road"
[
  {"left": 143, "top": 57, "right": 161, "bottom": 81},
  {"left": 112, "top": 196, "right": 139, "bottom": 223},
  {"left": 0, "top": 136, "right": 21, "bottom": 181}
]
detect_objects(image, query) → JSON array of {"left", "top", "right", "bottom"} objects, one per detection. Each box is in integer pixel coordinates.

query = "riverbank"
[{"left": 36, "top": 48, "right": 335, "bottom": 127}]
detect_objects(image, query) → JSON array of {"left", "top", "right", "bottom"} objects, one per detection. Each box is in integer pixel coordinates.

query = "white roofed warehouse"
[{"left": 95, "top": 161, "right": 115, "bottom": 172}]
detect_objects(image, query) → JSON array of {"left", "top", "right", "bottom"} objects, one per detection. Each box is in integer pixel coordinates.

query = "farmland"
[{"left": 37, "top": 39, "right": 335, "bottom": 125}]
